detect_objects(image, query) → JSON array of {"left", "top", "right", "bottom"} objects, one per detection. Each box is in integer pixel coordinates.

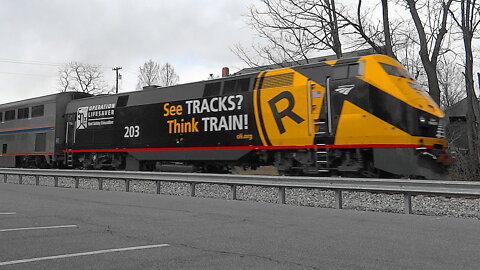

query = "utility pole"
[{"left": 113, "top": 67, "right": 122, "bottom": 93}]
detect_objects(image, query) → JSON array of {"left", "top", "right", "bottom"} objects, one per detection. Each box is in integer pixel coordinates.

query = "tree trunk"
[
  {"left": 329, "top": 0, "right": 343, "bottom": 58},
  {"left": 423, "top": 62, "right": 442, "bottom": 105},
  {"left": 381, "top": 0, "right": 394, "bottom": 58},
  {"left": 463, "top": 31, "right": 480, "bottom": 173}
]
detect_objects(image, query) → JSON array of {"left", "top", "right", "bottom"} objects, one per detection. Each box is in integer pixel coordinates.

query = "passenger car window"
[
  {"left": 5, "top": 110, "right": 15, "bottom": 121},
  {"left": 31, "top": 105, "right": 44, "bottom": 117},
  {"left": 17, "top": 107, "right": 29, "bottom": 119}
]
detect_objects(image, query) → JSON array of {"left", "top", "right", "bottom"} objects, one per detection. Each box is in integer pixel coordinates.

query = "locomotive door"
[
  {"left": 65, "top": 113, "right": 76, "bottom": 168},
  {"left": 327, "top": 64, "right": 357, "bottom": 137},
  {"left": 328, "top": 77, "right": 346, "bottom": 137},
  {"left": 65, "top": 113, "right": 76, "bottom": 146}
]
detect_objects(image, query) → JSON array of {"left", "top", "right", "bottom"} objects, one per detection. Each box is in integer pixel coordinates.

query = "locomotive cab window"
[
  {"left": 203, "top": 82, "right": 222, "bottom": 97},
  {"left": 4, "top": 110, "right": 15, "bottom": 121},
  {"left": 223, "top": 78, "right": 250, "bottom": 95},
  {"left": 332, "top": 63, "right": 360, "bottom": 80},
  {"left": 17, "top": 107, "right": 29, "bottom": 119},
  {"left": 0, "top": 112, "right": 3, "bottom": 122},
  {"left": 380, "top": 63, "right": 412, "bottom": 79},
  {"left": 31, "top": 105, "right": 44, "bottom": 118}
]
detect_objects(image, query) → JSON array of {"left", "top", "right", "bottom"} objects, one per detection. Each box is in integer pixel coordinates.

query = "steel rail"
[{"left": 1, "top": 168, "right": 479, "bottom": 214}]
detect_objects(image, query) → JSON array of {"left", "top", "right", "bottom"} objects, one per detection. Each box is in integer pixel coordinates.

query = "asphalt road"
[{"left": 0, "top": 183, "right": 479, "bottom": 270}]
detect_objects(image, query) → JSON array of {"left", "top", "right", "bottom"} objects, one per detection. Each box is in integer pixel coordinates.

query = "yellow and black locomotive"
[{"left": 0, "top": 54, "right": 450, "bottom": 179}]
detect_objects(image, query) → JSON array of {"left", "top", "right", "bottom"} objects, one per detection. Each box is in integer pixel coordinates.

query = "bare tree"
[
  {"left": 233, "top": 0, "right": 344, "bottom": 66},
  {"left": 237, "top": 0, "right": 455, "bottom": 108},
  {"left": 137, "top": 59, "right": 161, "bottom": 90},
  {"left": 449, "top": 0, "right": 480, "bottom": 178},
  {"left": 336, "top": 0, "right": 397, "bottom": 57},
  {"left": 58, "top": 66, "right": 73, "bottom": 92},
  {"left": 404, "top": 0, "right": 454, "bottom": 105},
  {"left": 395, "top": 21, "right": 426, "bottom": 81},
  {"left": 58, "top": 62, "right": 109, "bottom": 95},
  {"left": 159, "top": 62, "right": 179, "bottom": 87},
  {"left": 437, "top": 53, "right": 465, "bottom": 108}
]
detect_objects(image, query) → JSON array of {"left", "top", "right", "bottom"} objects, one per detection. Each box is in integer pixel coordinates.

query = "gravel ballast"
[{"left": 2, "top": 175, "right": 479, "bottom": 220}]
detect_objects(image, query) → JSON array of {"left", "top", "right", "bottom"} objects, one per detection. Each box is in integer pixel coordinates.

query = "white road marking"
[
  {"left": 0, "top": 212, "right": 16, "bottom": 215},
  {"left": 0, "top": 244, "right": 170, "bottom": 266},
  {"left": 0, "top": 224, "right": 78, "bottom": 232}
]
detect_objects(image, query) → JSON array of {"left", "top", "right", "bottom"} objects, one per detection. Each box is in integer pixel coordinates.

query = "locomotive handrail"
[{"left": 1, "top": 168, "right": 479, "bottom": 214}]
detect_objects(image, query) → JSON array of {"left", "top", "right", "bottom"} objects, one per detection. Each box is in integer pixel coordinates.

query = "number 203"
[{"left": 124, "top": 126, "right": 140, "bottom": 138}]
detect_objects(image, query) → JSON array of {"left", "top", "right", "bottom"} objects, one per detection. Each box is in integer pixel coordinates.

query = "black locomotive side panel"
[{"left": 112, "top": 93, "right": 262, "bottom": 150}]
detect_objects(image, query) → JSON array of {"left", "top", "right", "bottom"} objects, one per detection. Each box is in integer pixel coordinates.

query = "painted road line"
[
  {"left": 0, "top": 212, "right": 16, "bottom": 215},
  {"left": 0, "top": 244, "right": 170, "bottom": 266},
  {"left": 0, "top": 224, "right": 78, "bottom": 232}
]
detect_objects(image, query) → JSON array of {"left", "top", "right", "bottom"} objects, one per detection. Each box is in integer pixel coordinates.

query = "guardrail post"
[
  {"left": 278, "top": 187, "right": 286, "bottom": 204},
  {"left": 54, "top": 176, "right": 58, "bottom": 187},
  {"left": 19, "top": 175, "right": 23, "bottom": 185},
  {"left": 98, "top": 178, "right": 103, "bottom": 190},
  {"left": 334, "top": 190, "right": 343, "bottom": 209},
  {"left": 190, "top": 183, "right": 196, "bottom": 197},
  {"left": 74, "top": 177, "right": 79, "bottom": 188},
  {"left": 125, "top": 179, "right": 130, "bottom": 192},
  {"left": 230, "top": 185, "right": 237, "bottom": 200},
  {"left": 3, "top": 174, "right": 6, "bottom": 183},
  {"left": 35, "top": 175, "right": 40, "bottom": 186},
  {"left": 156, "top": 180, "right": 161, "bottom": 194},
  {"left": 404, "top": 193, "right": 413, "bottom": 214}
]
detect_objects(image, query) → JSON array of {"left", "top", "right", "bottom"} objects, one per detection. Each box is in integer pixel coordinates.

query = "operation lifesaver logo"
[{"left": 76, "top": 103, "right": 116, "bottom": 129}]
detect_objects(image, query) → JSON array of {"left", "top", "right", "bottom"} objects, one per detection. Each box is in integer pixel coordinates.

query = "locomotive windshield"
[{"left": 380, "top": 62, "right": 412, "bottom": 80}]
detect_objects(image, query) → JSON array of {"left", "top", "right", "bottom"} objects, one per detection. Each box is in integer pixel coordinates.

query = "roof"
[
  {"left": 445, "top": 97, "right": 480, "bottom": 118},
  {"left": 234, "top": 48, "right": 378, "bottom": 75}
]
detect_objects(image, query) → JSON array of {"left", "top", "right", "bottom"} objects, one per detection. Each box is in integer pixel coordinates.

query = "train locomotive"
[{"left": 0, "top": 54, "right": 451, "bottom": 179}]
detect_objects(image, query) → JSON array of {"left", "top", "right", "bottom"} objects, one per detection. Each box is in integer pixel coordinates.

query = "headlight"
[{"left": 419, "top": 116, "right": 427, "bottom": 124}]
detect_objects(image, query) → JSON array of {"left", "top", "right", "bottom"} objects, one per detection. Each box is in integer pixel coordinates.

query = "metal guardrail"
[{"left": 1, "top": 168, "right": 479, "bottom": 214}]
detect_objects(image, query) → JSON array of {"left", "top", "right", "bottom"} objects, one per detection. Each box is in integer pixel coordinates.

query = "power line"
[
  {"left": 122, "top": 68, "right": 137, "bottom": 75},
  {"left": 0, "top": 58, "right": 63, "bottom": 67},
  {"left": 0, "top": 71, "right": 57, "bottom": 77}
]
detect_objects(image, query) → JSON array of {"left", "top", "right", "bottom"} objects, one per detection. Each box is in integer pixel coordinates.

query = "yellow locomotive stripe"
[
  {"left": 253, "top": 72, "right": 268, "bottom": 146},
  {"left": 335, "top": 100, "right": 446, "bottom": 147}
]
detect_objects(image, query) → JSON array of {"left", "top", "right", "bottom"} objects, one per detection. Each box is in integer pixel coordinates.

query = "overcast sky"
[{"left": 0, "top": 0, "right": 259, "bottom": 103}]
